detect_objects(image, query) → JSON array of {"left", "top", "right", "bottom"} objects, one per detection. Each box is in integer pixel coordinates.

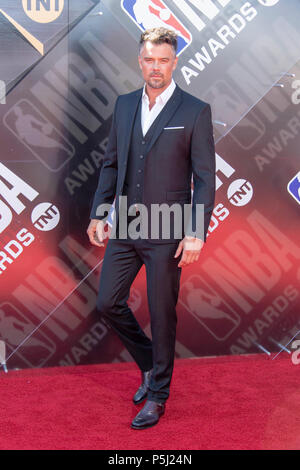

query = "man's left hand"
[{"left": 174, "top": 236, "right": 204, "bottom": 267}]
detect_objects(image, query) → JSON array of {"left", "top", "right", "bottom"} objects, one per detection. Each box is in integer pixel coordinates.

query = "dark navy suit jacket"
[{"left": 90, "top": 84, "right": 216, "bottom": 243}]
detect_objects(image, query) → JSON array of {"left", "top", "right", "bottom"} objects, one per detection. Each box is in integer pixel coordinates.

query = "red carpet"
[{"left": 0, "top": 354, "right": 299, "bottom": 450}]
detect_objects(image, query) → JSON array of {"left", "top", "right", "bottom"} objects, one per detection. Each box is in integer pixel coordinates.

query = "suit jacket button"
[{"left": 140, "top": 155, "right": 144, "bottom": 159}]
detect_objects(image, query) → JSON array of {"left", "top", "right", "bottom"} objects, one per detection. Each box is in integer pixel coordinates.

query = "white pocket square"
[{"left": 163, "top": 126, "right": 185, "bottom": 130}]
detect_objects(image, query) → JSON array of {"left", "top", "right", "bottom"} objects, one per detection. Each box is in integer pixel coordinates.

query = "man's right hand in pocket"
[{"left": 87, "top": 219, "right": 106, "bottom": 247}]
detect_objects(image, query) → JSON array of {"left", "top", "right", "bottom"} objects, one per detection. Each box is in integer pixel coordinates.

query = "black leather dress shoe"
[
  {"left": 133, "top": 369, "right": 152, "bottom": 405},
  {"left": 131, "top": 400, "right": 165, "bottom": 430}
]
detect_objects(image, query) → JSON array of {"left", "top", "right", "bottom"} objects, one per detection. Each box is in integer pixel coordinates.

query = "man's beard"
[{"left": 147, "top": 76, "right": 166, "bottom": 89}]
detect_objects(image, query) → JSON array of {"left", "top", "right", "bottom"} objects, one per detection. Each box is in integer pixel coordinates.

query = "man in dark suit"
[{"left": 87, "top": 28, "right": 215, "bottom": 430}]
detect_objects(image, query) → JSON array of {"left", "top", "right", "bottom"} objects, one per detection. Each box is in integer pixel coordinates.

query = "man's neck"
[{"left": 145, "top": 80, "right": 172, "bottom": 109}]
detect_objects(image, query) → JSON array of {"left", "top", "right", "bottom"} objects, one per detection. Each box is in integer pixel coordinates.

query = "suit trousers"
[{"left": 96, "top": 226, "right": 182, "bottom": 403}]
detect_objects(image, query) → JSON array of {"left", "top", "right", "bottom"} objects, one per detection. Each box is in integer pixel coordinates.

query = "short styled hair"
[{"left": 139, "top": 28, "right": 178, "bottom": 55}]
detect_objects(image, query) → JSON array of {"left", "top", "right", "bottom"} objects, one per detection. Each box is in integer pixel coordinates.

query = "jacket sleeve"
[
  {"left": 186, "top": 103, "right": 216, "bottom": 241},
  {"left": 90, "top": 97, "right": 119, "bottom": 221}
]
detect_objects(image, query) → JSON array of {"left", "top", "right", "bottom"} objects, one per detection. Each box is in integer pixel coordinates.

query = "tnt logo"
[
  {"left": 31, "top": 202, "right": 60, "bottom": 231},
  {"left": 22, "top": 0, "right": 64, "bottom": 23},
  {"left": 287, "top": 171, "right": 300, "bottom": 205},
  {"left": 227, "top": 179, "right": 253, "bottom": 206},
  {"left": 121, "top": 0, "right": 192, "bottom": 56}
]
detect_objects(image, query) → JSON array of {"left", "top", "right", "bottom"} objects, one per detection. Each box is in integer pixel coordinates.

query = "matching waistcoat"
[{"left": 123, "top": 98, "right": 163, "bottom": 209}]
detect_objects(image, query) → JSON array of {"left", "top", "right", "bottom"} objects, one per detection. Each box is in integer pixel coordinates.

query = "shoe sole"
[
  {"left": 131, "top": 421, "right": 159, "bottom": 430},
  {"left": 131, "top": 411, "right": 165, "bottom": 430}
]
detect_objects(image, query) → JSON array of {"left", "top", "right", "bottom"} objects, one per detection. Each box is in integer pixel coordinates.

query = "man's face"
[{"left": 138, "top": 41, "right": 178, "bottom": 91}]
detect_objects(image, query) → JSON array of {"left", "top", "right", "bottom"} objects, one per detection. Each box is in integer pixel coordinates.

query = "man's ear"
[{"left": 173, "top": 56, "right": 179, "bottom": 71}]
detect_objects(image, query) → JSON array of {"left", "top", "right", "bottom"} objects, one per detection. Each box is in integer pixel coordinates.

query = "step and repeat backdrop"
[{"left": 0, "top": 0, "right": 299, "bottom": 369}]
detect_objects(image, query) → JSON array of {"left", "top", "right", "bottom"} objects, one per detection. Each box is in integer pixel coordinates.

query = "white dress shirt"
[{"left": 141, "top": 79, "right": 176, "bottom": 136}]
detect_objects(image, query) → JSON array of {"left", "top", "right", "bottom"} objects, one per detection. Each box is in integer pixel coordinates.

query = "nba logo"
[
  {"left": 3, "top": 99, "right": 75, "bottom": 172},
  {"left": 179, "top": 275, "right": 241, "bottom": 341},
  {"left": 287, "top": 171, "right": 300, "bottom": 205},
  {"left": 121, "top": 0, "right": 192, "bottom": 56}
]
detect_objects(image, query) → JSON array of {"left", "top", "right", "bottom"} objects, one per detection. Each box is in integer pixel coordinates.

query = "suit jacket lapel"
[
  {"left": 122, "top": 88, "right": 142, "bottom": 167},
  {"left": 146, "top": 85, "right": 183, "bottom": 154}
]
